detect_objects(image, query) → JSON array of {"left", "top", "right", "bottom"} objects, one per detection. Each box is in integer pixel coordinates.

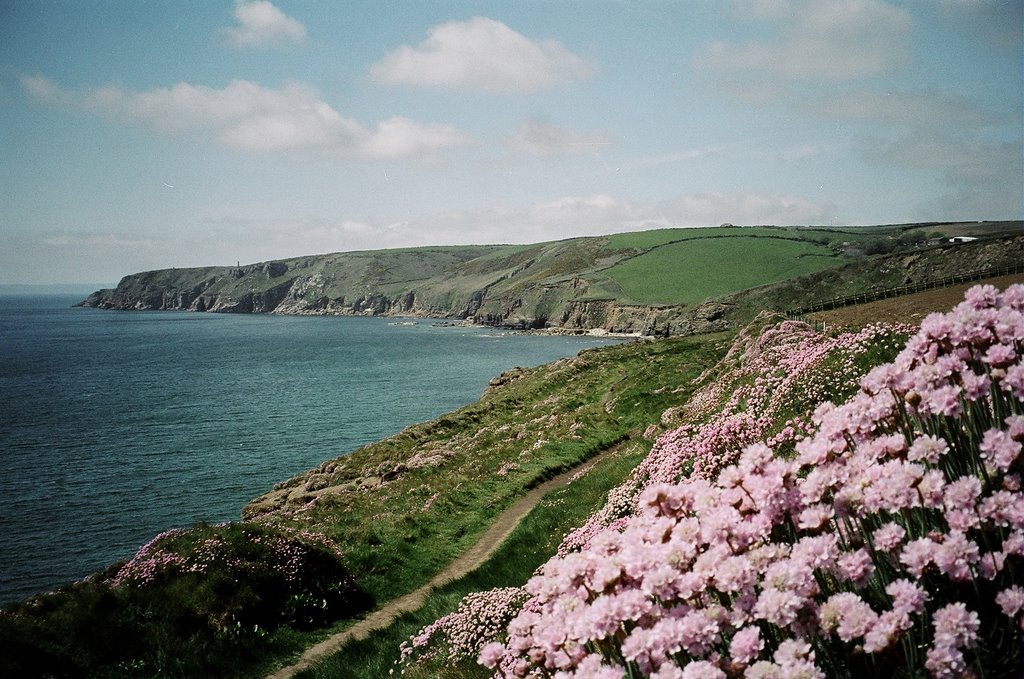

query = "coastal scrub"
[{"left": 401, "top": 285, "right": 1024, "bottom": 678}]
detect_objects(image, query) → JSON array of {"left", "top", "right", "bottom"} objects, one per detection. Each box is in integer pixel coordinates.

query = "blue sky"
[{"left": 1, "top": 1, "right": 1021, "bottom": 285}]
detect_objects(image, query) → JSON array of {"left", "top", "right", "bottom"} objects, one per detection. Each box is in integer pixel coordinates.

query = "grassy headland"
[
  {"left": 78, "top": 221, "right": 1022, "bottom": 336},
  {"left": 5, "top": 221, "right": 1021, "bottom": 678},
  {"left": 1, "top": 330, "right": 732, "bottom": 678}
]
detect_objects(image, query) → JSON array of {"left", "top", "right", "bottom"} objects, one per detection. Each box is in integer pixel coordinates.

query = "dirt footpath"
[
  {"left": 264, "top": 447, "right": 619, "bottom": 679},
  {"left": 808, "top": 274, "right": 1024, "bottom": 328}
]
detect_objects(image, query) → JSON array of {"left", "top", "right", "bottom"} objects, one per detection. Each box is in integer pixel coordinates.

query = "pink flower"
[
  {"left": 925, "top": 644, "right": 967, "bottom": 678},
  {"left": 773, "top": 639, "right": 823, "bottom": 679},
  {"left": 573, "top": 655, "right": 627, "bottom": 679},
  {"left": 979, "top": 429, "right": 1021, "bottom": 474},
  {"left": 960, "top": 369, "right": 990, "bottom": 401},
  {"left": 1002, "top": 283, "right": 1024, "bottom": 310},
  {"left": 680, "top": 660, "right": 726, "bottom": 679},
  {"left": 978, "top": 550, "right": 1005, "bottom": 579},
  {"left": 933, "top": 531, "right": 980, "bottom": 582},
  {"left": 1003, "top": 363, "right": 1024, "bottom": 399},
  {"left": 921, "top": 312, "right": 955, "bottom": 342},
  {"left": 791, "top": 534, "right": 839, "bottom": 570},
  {"left": 863, "top": 611, "right": 902, "bottom": 653},
  {"left": 997, "top": 585, "right": 1024, "bottom": 618},
  {"left": 730, "top": 626, "right": 764, "bottom": 665},
  {"left": 872, "top": 522, "right": 906, "bottom": 551},
  {"left": 754, "top": 587, "right": 806, "bottom": 628},
  {"left": 964, "top": 284, "right": 999, "bottom": 309},
  {"left": 745, "top": 660, "right": 782, "bottom": 679},
  {"left": 797, "top": 504, "right": 833, "bottom": 530},
  {"left": 980, "top": 490, "right": 1024, "bottom": 528},
  {"left": 907, "top": 434, "right": 949, "bottom": 464},
  {"left": 943, "top": 476, "right": 982, "bottom": 511},
  {"left": 820, "top": 592, "right": 877, "bottom": 642},
  {"left": 478, "top": 642, "right": 505, "bottom": 669},
  {"left": 917, "top": 469, "right": 947, "bottom": 508},
  {"left": 924, "top": 384, "right": 963, "bottom": 417},
  {"left": 652, "top": 664, "right": 687, "bottom": 679},
  {"left": 1007, "top": 415, "right": 1024, "bottom": 440},
  {"left": 984, "top": 342, "right": 1017, "bottom": 367},
  {"left": 932, "top": 601, "right": 980, "bottom": 649},
  {"left": 837, "top": 548, "right": 874, "bottom": 586},
  {"left": 900, "top": 537, "right": 937, "bottom": 577},
  {"left": 886, "top": 579, "right": 928, "bottom": 618},
  {"left": 677, "top": 608, "right": 722, "bottom": 657}
]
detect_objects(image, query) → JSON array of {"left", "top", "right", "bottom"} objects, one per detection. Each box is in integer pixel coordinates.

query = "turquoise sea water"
[{"left": 0, "top": 295, "right": 617, "bottom": 607}]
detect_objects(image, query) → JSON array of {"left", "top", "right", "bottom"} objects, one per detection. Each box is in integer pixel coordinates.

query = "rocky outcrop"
[{"left": 78, "top": 229, "right": 1024, "bottom": 337}]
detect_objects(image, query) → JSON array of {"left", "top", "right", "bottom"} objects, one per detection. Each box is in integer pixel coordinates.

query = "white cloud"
[
  {"left": 20, "top": 76, "right": 471, "bottom": 158},
  {"left": 328, "top": 193, "right": 830, "bottom": 249},
  {"left": 695, "top": 0, "right": 912, "bottom": 83},
  {"left": 507, "top": 119, "right": 612, "bottom": 157},
  {"left": 867, "top": 136, "right": 1024, "bottom": 219},
  {"left": 121, "top": 190, "right": 840, "bottom": 275},
  {"left": 427, "top": 191, "right": 835, "bottom": 242},
  {"left": 361, "top": 116, "right": 474, "bottom": 159},
  {"left": 933, "top": 0, "right": 1022, "bottom": 47},
  {"left": 370, "top": 17, "right": 596, "bottom": 92},
  {"left": 816, "top": 89, "right": 995, "bottom": 129},
  {"left": 623, "top": 145, "right": 729, "bottom": 170},
  {"left": 43, "top": 233, "right": 159, "bottom": 249},
  {"left": 663, "top": 192, "right": 834, "bottom": 226},
  {"left": 222, "top": 0, "right": 306, "bottom": 48}
]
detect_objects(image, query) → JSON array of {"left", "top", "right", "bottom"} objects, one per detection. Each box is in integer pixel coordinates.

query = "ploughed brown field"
[{"left": 809, "top": 273, "right": 1024, "bottom": 328}]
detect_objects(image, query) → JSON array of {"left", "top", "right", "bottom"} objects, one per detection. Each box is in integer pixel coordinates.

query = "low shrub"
[
  {"left": 400, "top": 284, "right": 1023, "bottom": 679},
  {"left": 0, "top": 522, "right": 371, "bottom": 678},
  {"left": 477, "top": 284, "right": 1023, "bottom": 678}
]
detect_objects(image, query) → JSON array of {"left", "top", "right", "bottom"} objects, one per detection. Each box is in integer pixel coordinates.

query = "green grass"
[
  {"left": 602, "top": 226, "right": 873, "bottom": 251},
  {"left": 298, "top": 442, "right": 650, "bottom": 679},
  {"left": 0, "top": 333, "right": 730, "bottom": 679},
  {"left": 256, "top": 334, "right": 731, "bottom": 607},
  {"left": 604, "top": 236, "right": 844, "bottom": 305},
  {"left": 0, "top": 523, "right": 371, "bottom": 679}
]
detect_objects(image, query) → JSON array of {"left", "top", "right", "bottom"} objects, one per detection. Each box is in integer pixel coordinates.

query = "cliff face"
[
  {"left": 78, "top": 228, "right": 1024, "bottom": 336},
  {"left": 78, "top": 241, "right": 676, "bottom": 333}
]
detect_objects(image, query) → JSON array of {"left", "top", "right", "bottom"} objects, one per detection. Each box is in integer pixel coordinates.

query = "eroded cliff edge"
[{"left": 78, "top": 227, "right": 1024, "bottom": 337}]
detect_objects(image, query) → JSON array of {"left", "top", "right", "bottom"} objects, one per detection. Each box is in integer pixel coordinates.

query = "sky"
[{"left": 1, "top": 1, "right": 1021, "bottom": 286}]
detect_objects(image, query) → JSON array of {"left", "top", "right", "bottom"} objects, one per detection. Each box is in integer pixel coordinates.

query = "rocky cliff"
[{"left": 78, "top": 225, "right": 1024, "bottom": 336}]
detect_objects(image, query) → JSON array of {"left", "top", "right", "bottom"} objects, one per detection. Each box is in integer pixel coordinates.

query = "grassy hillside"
[
  {"left": 604, "top": 235, "right": 840, "bottom": 305},
  {"left": 79, "top": 221, "right": 1021, "bottom": 335},
  {"left": 0, "top": 330, "right": 733, "bottom": 678},
  {"left": 9, "top": 272, "right": 1022, "bottom": 677},
  {"left": 11, "top": 222, "right": 1019, "bottom": 678}
]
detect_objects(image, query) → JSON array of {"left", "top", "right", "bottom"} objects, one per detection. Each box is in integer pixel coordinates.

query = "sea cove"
[{"left": 0, "top": 295, "right": 618, "bottom": 606}]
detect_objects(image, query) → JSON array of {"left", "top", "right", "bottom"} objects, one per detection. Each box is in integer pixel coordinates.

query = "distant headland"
[{"left": 79, "top": 221, "right": 1023, "bottom": 337}]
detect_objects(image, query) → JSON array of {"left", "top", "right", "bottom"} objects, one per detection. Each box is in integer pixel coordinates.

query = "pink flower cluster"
[
  {"left": 478, "top": 285, "right": 1024, "bottom": 678},
  {"left": 111, "top": 528, "right": 189, "bottom": 587},
  {"left": 111, "top": 524, "right": 347, "bottom": 588},
  {"left": 398, "top": 587, "right": 528, "bottom": 670},
  {"left": 560, "top": 321, "right": 911, "bottom": 556}
]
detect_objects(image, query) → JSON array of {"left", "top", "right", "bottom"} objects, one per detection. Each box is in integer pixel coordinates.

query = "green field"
[{"left": 604, "top": 235, "right": 842, "bottom": 305}]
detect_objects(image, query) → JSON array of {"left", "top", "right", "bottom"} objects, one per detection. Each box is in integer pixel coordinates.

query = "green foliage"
[
  {"left": 0, "top": 332, "right": 727, "bottom": 679},
  {"left": 861, "top": 236, "right": 897, "bottom": 255},
  {"left": 0, "top": 523, "right": 370, "bottom": 678},
  {"left": 262, "top": 334, "right": 729, "bottom": 608},
  {"left": 896, "top": 229, "right": 928, "bottom": 246},
  {"left": 300, "top": 444, "right": 649, "bottom": 679},
  {"left": 605, "top": 236, "right": 842, "bottom": 305}
]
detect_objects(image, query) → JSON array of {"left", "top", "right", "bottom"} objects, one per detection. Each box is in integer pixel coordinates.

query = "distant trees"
[
  {"left": 862, "top": 237, "right": 897, "bottom": 255},
  {"left": 896, "top": 229, "right": 928, "bottom": 246}
]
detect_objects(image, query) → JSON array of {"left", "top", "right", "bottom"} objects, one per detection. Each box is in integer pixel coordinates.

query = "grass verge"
[{"left": 297, "top": 442, "right": 649, "bottom": 679}]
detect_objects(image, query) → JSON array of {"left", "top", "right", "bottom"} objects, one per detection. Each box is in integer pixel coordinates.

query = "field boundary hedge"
[{"left": 785, "top": 260, "right": 1024, "bottom": 317}]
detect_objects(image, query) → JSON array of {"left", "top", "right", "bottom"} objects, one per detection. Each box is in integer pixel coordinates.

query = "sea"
[{"left": 0, "top": 293, "right": 619, "bottom": 607}]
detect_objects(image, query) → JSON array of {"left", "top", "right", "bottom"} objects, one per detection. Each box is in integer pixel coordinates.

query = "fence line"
[{"left": 785, "top": 261, "right": 1024, "bottom": 318}]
